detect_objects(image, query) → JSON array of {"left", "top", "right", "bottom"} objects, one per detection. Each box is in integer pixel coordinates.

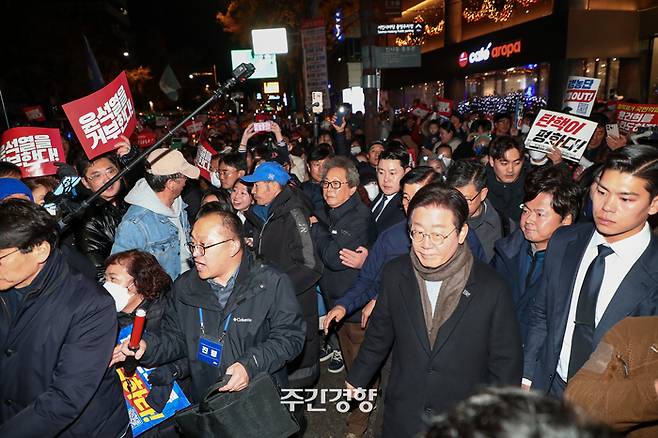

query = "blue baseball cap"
[
  {"left": 0, "top": 178, "right": 33, "bottom": 202},
  {"left": 241, "top": 162, "right": 290, "bottom": 186}
]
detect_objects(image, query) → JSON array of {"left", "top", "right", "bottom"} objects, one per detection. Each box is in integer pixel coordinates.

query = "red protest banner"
[
  {"left": 22, "top": 105, "right": 46, "bottom": 122},
  {"left": 615, "top": 102, "right": 658, "bottom": 135},
  {"left": 195, "top": 139, "right": 217, "bottom": 181},
  {"left": 436, "top": 98, "right": 453, "bottom": 117},
  {"left": 0, "top": 127, "right": 64, "bottom": 177},
  {"left": 63, "top": 71, "right": 136, "bottom": 159}
]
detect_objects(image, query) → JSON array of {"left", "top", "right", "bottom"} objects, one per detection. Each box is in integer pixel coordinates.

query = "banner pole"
[{"left": 0, "top": 88, "right": 10, "bottom": 130}]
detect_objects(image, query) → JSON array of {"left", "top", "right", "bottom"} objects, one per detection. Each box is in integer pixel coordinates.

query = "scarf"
[{"left": 411, "top": 242, "right": 473, "bottom": 348}]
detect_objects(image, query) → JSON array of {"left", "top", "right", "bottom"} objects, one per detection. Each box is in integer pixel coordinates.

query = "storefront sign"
[
  {"left": 562, "top": 76, "right": 601, "bottom": 117},
  {"left": 377, "top": 23, "right": 423, "bottom": 35},
  {"left": 363, "top": 46, "right": 421, "bottom": 69},
  {"left": 458, "top": 40, "right": 522, "bottom": 68},
  {"left": 615, "top": 102, "right": 658, "bottom": 135},
  {"left": 525, "top": 110, "right": 597, "bottom": 162}
]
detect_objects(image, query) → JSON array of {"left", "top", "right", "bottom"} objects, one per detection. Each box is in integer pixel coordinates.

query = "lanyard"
[{"left": 198, "top": 308, "right": 232, "bottom": 340}]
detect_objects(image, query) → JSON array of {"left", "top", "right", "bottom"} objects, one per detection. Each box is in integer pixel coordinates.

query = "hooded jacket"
[{"left": 112, "top": 178, "right": 191, "bottom": 279}]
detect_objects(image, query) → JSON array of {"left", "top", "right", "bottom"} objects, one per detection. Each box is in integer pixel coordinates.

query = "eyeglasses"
[
  {"left": 409, "top": 228, "right": 457, "bottom": 245},
  {"left": 187, "top": 239, "right": 232, "bottom": 256},
  {"left": 86, "top": 166, "right": 119, "bottom": 182},
  {"left": 464, "top": 189, "right": 483, "bottom": 203},
  {"left": 0, "top": 248, "right": 20, "bottom": 264},
  {"left": 320, "top": 180, "right": 350, "bottom": 190}
]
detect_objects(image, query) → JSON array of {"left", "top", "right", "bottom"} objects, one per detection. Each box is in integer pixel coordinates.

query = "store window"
[
  {"left": 581, "top": 58, "right": 621, "bottom": 100},
  {"left": 464, "top": 63, "right": 549, "bottom": 99}
]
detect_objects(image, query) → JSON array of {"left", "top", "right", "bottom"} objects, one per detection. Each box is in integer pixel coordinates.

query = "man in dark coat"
[
  {"left": 0, "top": 200, "right": 128, "bottom": 437},
  {"left": 242, "top": 162, "right": 323, "bottom": 389},
  {"left": 486, "top": 135, "right": 528, "bottom": 224},
  {"left": 346, "top": 184, "right": 522, "bottom": 438},
  {"left": 311, "top": 156, "right": 377, "bottom": 437},
  {"left": 523, "top": 145, "right": 658, "bottom": 398},
  {"left": 492, "top": 166, "right": 580, "bottom": 344},
  {"left": 114, "top": 208, "right": 305, "bottom": 403}
]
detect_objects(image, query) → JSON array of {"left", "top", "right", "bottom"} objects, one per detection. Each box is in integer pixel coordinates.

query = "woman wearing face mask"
[{"left": 104, "top": 249, "right": 172, "bottom": 331}]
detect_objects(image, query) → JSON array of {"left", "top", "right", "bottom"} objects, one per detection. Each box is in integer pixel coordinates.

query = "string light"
[
  {"left": 395, "top": 15, "right": 445, "bottom": 46},
  {"left": 463, "top": 0, "right": 540, "bottom": 23}
]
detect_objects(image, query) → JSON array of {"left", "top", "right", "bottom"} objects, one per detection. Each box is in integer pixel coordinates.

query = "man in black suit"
[
  {"left": 369, "top": 146, "right": 410, "bottom": 234},
  {"left": 523, "top": 144, "right": 658, "bottom": 397},
  {"left": 346, "top": 184, "right": 523, "bottom": 438}
]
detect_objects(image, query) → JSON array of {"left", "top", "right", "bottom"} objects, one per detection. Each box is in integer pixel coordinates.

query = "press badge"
[
  {"left": 197, "top": 308, "right": 232, "bottom": 368},
  {"left": 197, "top": 335, "right": 223, "bottom": 367}
]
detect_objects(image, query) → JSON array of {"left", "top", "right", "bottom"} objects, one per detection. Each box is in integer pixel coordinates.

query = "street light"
[
  {"left": 188, "top": 74, "right": 194, "bottom": 79},
  {"left": 123, "top": 51, "right": 129, "bottom": 57}
]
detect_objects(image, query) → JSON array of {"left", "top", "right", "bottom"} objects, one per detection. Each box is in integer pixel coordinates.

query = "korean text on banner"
[
  {"left": 525, "top": 110, "right": 597, "bottom": 162},
  {"left": 116, "top": 325, "right": 190, "bottom": 437},
  {"left": 615, "top": 102, "right": 658, "bottom": 135},
  {"left": 195, "top": 139, "right": 217, "bottom": 181},
  {"left": 63, "top": 71, "right": 136, "bottom": 160},
  {"left": 0, "top": 127, "right": 64, "bottom": 177},
  {"left": 562, "top": 76, "right": 601, "bottom": 117},
  {"left": 185, "top": 119, "right": 204, "bottom": 136},
  {"left": 436, "top": 98, "right": 453, "bottom": 117}
]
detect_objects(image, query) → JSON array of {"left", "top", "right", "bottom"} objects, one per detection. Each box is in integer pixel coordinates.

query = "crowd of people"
[{"left": 0, "top": 102, "right": 657, "bottom": 438}]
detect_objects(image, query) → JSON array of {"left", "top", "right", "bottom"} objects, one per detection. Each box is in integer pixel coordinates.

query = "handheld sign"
[{"left": 524, "top": 110, "right": 597, "bottom": 162}]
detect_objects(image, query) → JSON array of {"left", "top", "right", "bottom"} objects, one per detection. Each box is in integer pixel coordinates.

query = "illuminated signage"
[{"left": 458, "top": 40, "right": 522, "bottom": 68}]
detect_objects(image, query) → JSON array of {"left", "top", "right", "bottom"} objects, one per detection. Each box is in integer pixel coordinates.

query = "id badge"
[{"left": 197, "top": 335, "right": 223, "bottom": 367}]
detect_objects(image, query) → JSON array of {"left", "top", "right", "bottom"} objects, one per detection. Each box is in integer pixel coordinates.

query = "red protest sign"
[
  {"left": 22, "top": 105, "right": 46, "bottom": 122},
  {"left": 436, "top": 98, "right": 453, "bottom": 117},
  {"left": 0, "top": 127, "right": 64, "bottom": 177},
  {"left": 194, "top": 139, "right": 217, "bottom": 181},
  {"left": 136, "top": 128, "right": 157, "bottom": 148},
  {"left": 615, "top": 102, "right": 658, "bottom": 135},
  {"left": 63, "top": 71, "right": 136, "bottom": 159},
  {"left": 185, "top": 119, "right": 204, "bottom": 136}
]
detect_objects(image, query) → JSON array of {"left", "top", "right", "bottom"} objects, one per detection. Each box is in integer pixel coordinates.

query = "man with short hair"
[
  {"left": 346, "top": 184, "right": 522, "bottom": 438},
  {"left": 75, "top": 153, "right": 128, "bottom": 281},
  {"left": 302, "top": 144, "right": 334, "bottom": 214},
  {"left": 492, "top": 167, "right": 581, "bottom": 344},
  {"left": 487, "top": 136, "right": 528, "bottom": 224},
  {"left": 357, "top": 141, "right": 385, "bottom": 185},
  {"left": 524, "top": 145, "right": 658, "bottom": 397},
  {"left": 112, "top": 148, "right": 200, "bottom": 279},
  {"left": 216, "top": 152, "right": 248, "bottom": 190},
  {"left": 312, "top": 156, "right": 377, "bottom": 437},
  {"left": 447, "top": 160, "right": 512, "bottom": 262},
  {"left": 113, "top": 208, "right": 305, "bottom": 403},
  {"left": 0, "top": 200, "right": 128, "bottom": 437},
  {"left": 370, "top": 146, "right": 410, "bottom": 234},
  {"left": 242, "top": 162, "right": 323, "bottom": 389}
]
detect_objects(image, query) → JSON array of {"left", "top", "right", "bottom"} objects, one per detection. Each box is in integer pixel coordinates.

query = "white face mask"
[
  {"left": 364, "top": 182, "right": 380, "bottom": 202},
  {"left": 210, "top": 171, "right": 221, "bottom": 188},
  {"left": 528, "top": 150, "right": 548, "bottom": 165},
  {"left": 350, "top": 146, "right": 361, "bottom": 155},
  {"left": 103, "top": 281, "right": 131, "bottom": 312}
]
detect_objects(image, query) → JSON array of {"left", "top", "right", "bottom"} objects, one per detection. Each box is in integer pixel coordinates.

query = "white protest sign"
[
  {"left": 562, "top": 76, "right": 601, "bottom": 117},
  {"left": 525, "top": 110, "right": 597, "bottom": 162}
]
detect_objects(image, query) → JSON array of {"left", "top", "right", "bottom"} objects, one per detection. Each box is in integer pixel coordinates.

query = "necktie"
[
  {"left": 568, "top": 244, "right": 614, "bottom": 379},
  {"left": 372, "top": 195, "right": 388, "bottom": 221}
]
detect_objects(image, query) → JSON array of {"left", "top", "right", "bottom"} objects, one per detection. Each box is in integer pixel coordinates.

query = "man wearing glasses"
[
  {"left": 112, "top": 148, "right": 200, "bottom": 280},
  {"left": 345, "top": 184, "right": 522, "bottom": 438},
  {"left": 114, "top": 207, "right": 305, "bottom": 404},
  {"left": 447, "top": 160, "right": 515, "bottom": 262},
  {"left": 311, "top": 156, "right": 377, "bottom": 437}
]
